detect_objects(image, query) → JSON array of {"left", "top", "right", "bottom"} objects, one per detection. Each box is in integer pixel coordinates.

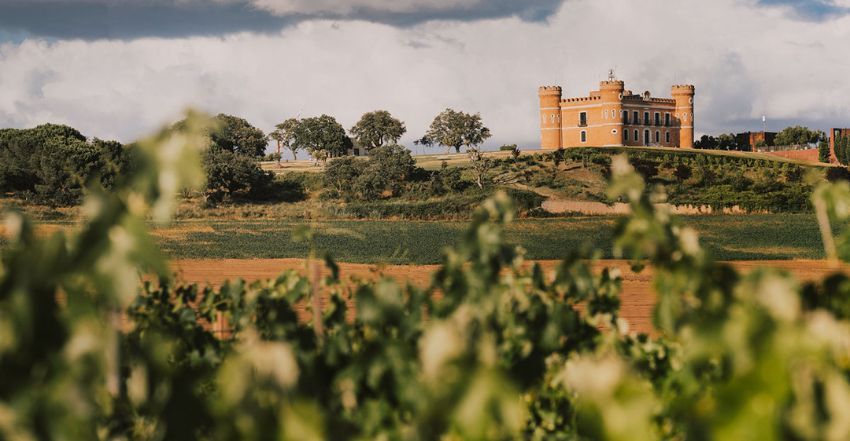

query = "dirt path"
[{"left": 170, "top": 259, "right": 843, "bottom": 335}]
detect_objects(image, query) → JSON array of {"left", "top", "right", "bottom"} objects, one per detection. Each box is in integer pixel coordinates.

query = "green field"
[{"left": 122, "top": 214, "right": 829, "bottom": 263}]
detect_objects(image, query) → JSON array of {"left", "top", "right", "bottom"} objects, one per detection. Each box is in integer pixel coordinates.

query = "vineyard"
[{"left": 5, "top": 115, "right": 850, "bottom": 439}]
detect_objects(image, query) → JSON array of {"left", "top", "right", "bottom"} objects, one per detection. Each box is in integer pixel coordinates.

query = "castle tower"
[
  {"left": 599, "top": 80, "right": 625, "bottom": 146},
  {"left": 538, "top": 86, "right": 562, "bottom": 150},
  {"left": 672, "top": 85, "right": 695, "bottom": 148}
]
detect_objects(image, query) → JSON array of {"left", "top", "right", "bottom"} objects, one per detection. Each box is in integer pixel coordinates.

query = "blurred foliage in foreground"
[{"left": 5, "top": 114, "right": 850, "bottom": 440}]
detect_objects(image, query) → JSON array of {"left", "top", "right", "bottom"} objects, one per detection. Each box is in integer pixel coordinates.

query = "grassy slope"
[{"left": 142, "top": 214, "right": 827, "bottom": 263}]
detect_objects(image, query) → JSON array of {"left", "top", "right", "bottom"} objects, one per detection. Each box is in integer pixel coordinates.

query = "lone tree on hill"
[
  {"left": 350, "top": 110, "right": 407, "bottom": 153},
  {"left": 209, "top": 114, "right": 268, "bottom": 157},
  {"left": 293, "top": 115, "right": 351, "bottom": 162},
  {"left": 418, "top": 108, "right": 491, "bottom": 154},
  {"left": 269, "top": 118, "right": 302, "bottom": 162},
  {"left": 775, "top": 126, "right": 824, "bottom": 146}
]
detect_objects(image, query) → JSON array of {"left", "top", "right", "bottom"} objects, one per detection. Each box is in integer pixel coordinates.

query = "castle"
[{"left": 539, "top": 77, "right": 695, "bottom": 149}]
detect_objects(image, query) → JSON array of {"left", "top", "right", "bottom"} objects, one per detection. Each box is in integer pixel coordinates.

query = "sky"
[{"left": 0, "top": 0, "right": 849, "bottom": 151}]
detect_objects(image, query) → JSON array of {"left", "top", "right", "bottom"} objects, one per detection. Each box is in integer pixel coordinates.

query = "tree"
[
  {"left": 209, "top": 114, "right": 268, "bottom": 157},
  {"left": 269, "top": 118, "right": 302, "bottom": 162},
  {"left": 775, "top": 126, "right": 823, "bottom": 146},
  {"left": 717, "top": 133, "right": 737, "bottom": 150},
  {"left": 202, "top": 148, "right": 274, "bottom": 204},
  {"left": 467, "top": 147, "right": 494, "bottom": 189},
  {"left": 293, "top": 115, "right": 350, "bottom": 161},
  {"left": 420, "top": 108, "right": 492, "bottom": 153},
  {"left": 350, "top": 110, "right": 407, "bottom": 152},
  {"left": 837, "top": 136, "right": 850, "bottom": 166},
  {"left": 0, "top": 124, "right": 129, "bottom": 205},
  {"left": 324, "top": 145, "right": 417, "bottom": 200},
  {"left": 819, "top": 139, "right": 831, "bottom": 163},
  {"left": 694, "top": 135, "right": 718, "bottom": 150}
]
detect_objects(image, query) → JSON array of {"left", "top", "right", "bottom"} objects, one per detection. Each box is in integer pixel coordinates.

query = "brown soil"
[{"left": 170, "top": 259, "right": 846, "bottom": 335}]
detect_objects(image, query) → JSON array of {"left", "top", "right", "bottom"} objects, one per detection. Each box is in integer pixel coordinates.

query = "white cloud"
[
  {"left": 0, "top": 0, "right": 849, "bottom": 151},
  {"left": 247, "top": 0, "right": 481, "bottom": 16}
]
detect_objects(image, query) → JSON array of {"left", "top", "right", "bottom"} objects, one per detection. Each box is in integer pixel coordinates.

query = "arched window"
[
  {"left": 655, "top": 131, "right": 660, "bottom": 143},
  {"left": 644, "top": 130, "right": 650, "bottom": 145},
  {"left": 666, "top": 131, "right": 671, "bottom": 143},
  {"left": 581, "top": 131, "right": 587, "bottom": 143},
  {"left": 634, "top": 130, "right": 639, "bottom": 142},
  {"left": 625, "top": 130, "right": 629, "bottom": 142}
]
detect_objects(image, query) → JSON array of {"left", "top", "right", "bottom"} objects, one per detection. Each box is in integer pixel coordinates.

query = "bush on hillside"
[
  {"left": 0, "top": 124, "right": 130, "bottom": 206},
  {"left": 203, "top": 149, "right": 276, "bottom": 204}
]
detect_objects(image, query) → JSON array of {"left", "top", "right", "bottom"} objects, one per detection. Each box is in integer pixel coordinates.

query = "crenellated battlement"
[
  {"left": 561, "top": 96, "right": 602, "bottom": 103},
  {"left": 672, "top": 84, "right": 696, "bottom": 94},
  {"left": 538, "top": 75, "right": 696, "bottom": 150},
  {"left": 538, "top": 86, "right": 563, "bottom": 95},
  {"left": 599, "top": 80, "right": 625, "bottom": 90}
]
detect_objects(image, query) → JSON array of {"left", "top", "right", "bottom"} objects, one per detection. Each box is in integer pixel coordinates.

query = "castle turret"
[
  {"left": 539, "top": 86, "right": 562, "bottom": 150},
  {"left": 599, "top": 80, "right": 625, "bottom": 146},
  {"left": 672, "top": 84, "right": 695, "bottom": 148}
]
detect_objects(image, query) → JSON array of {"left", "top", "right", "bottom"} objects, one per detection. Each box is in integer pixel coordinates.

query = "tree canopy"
[
  {"left": 0, "top": 124, "right": 129, "bottom": 205},
  {"left": 209, "top": 113, "right": 269, "bottom": 157},
  {"left": 775, "top": 126, "right": 824, "bottom": 146},
  {"left": 293, "top": 115, "right": 351, "bottom": 160},
  {"left": 350, "top": 110, "right": 407, "bottom": 152},
  {"left": 269, "top": 118, "right": 301, "bottom": 161},
  {"left": 419, "top": 109, "right": 492, "bottom": 153}
]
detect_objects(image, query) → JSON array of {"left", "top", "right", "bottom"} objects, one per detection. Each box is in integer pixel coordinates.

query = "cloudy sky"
[{"left": 0, "top": 0, "right": 849, "bottom": 151}]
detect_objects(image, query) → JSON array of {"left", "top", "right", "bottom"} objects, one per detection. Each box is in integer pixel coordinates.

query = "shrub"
[
  {"left": 203, "top": 149, "right": 275, "bottom": 204},
  {"left": 324, "top": 156, "right": 365, "bottom": 195},
  {"left": 428, "top": 162, "right": 467, "bottom": 196}
]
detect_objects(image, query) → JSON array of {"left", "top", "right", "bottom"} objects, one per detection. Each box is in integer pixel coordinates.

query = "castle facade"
[{"left": 539, "top": 79, "right": 695, "bottom": 149}]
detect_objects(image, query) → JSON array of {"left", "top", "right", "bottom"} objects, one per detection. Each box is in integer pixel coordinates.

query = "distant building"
[
  {"left": 830, "top": 128, "right": 850, "bottom": 161},
  {"left": 538, "top": 78, "right": 695, "bottom": 149},
  {"left": 735, "top": 131, "right": 777, "bottom": 150}
]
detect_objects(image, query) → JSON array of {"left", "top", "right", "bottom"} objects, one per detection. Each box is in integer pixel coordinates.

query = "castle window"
[
  {"left": 579, "top": 112, "right": 587, "bottom": 127},
  {"left": 644, "top": 112, "right": 650, "bottom": 125},
  {"left": 634, "top": 129, "right": 639, "bottom": 142},
  {"left": 644, "top": 130, "right": 650, "bottom": 145},
  {"left": 655, "top": 131, "right": 660, "bottom": 143},
  {"left": 581, "top": 131, "right": 587, "bottom": 143},
  {"left": 633, "top": 111, "right": 639, "bottom": 124},
  {"left": 665, "top": 113, "right": 671, "bottom": 126},
  {"left": 654, "top": 112, "right": 661, "bottom": 126},
  {"left": 666, "top": 131, "right": 671, "bottom": 143}
]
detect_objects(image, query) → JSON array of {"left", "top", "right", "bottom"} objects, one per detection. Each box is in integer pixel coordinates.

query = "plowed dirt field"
[{"left": 171, "top": 259, "right": 845, "bottom": 335}]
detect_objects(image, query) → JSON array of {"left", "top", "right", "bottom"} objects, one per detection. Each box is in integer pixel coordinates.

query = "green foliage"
[
  {"left": 269, "top": 118, "right": 302, "bottom": 160},
  {"left": 775, "top": 125, "right": 824, "bottom": 146},
  {"left": 350, "top": 110, "right": 407, "bottom": 152},
  {"left": 419, "top": 108, "right": 492, "bottom": 153},
  {"left": 428, "top": 161, "right": 467, "bottom": 196},
  {"left": 552, "top": 147, "right": 825, "bottom": 213},
  {"left": 0, "top": 124, "right": 130, "bottom": 206},
  {"left": 0, "top": 110, "right": 208, "bottom": 440},
  {"left": 835, "top": 136, "right": 850, "bottom": 166},
  {"left": 819, "top": 139, "right": 831, "bottom": 163},
  {"left": 293, "top": 115, "right": 351, "bottom": 161},
  {"left": 10, "top": 116, "right": 850, "bottom": 440},
  {"left": 209, "top": 113, "right": 269, "bottom": 157},
  {"left": 203, "top": 148, "right": 275, "bottom": 204},
  {"left": 325, "top": 146, "right": 420, "bottom": 201}
]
